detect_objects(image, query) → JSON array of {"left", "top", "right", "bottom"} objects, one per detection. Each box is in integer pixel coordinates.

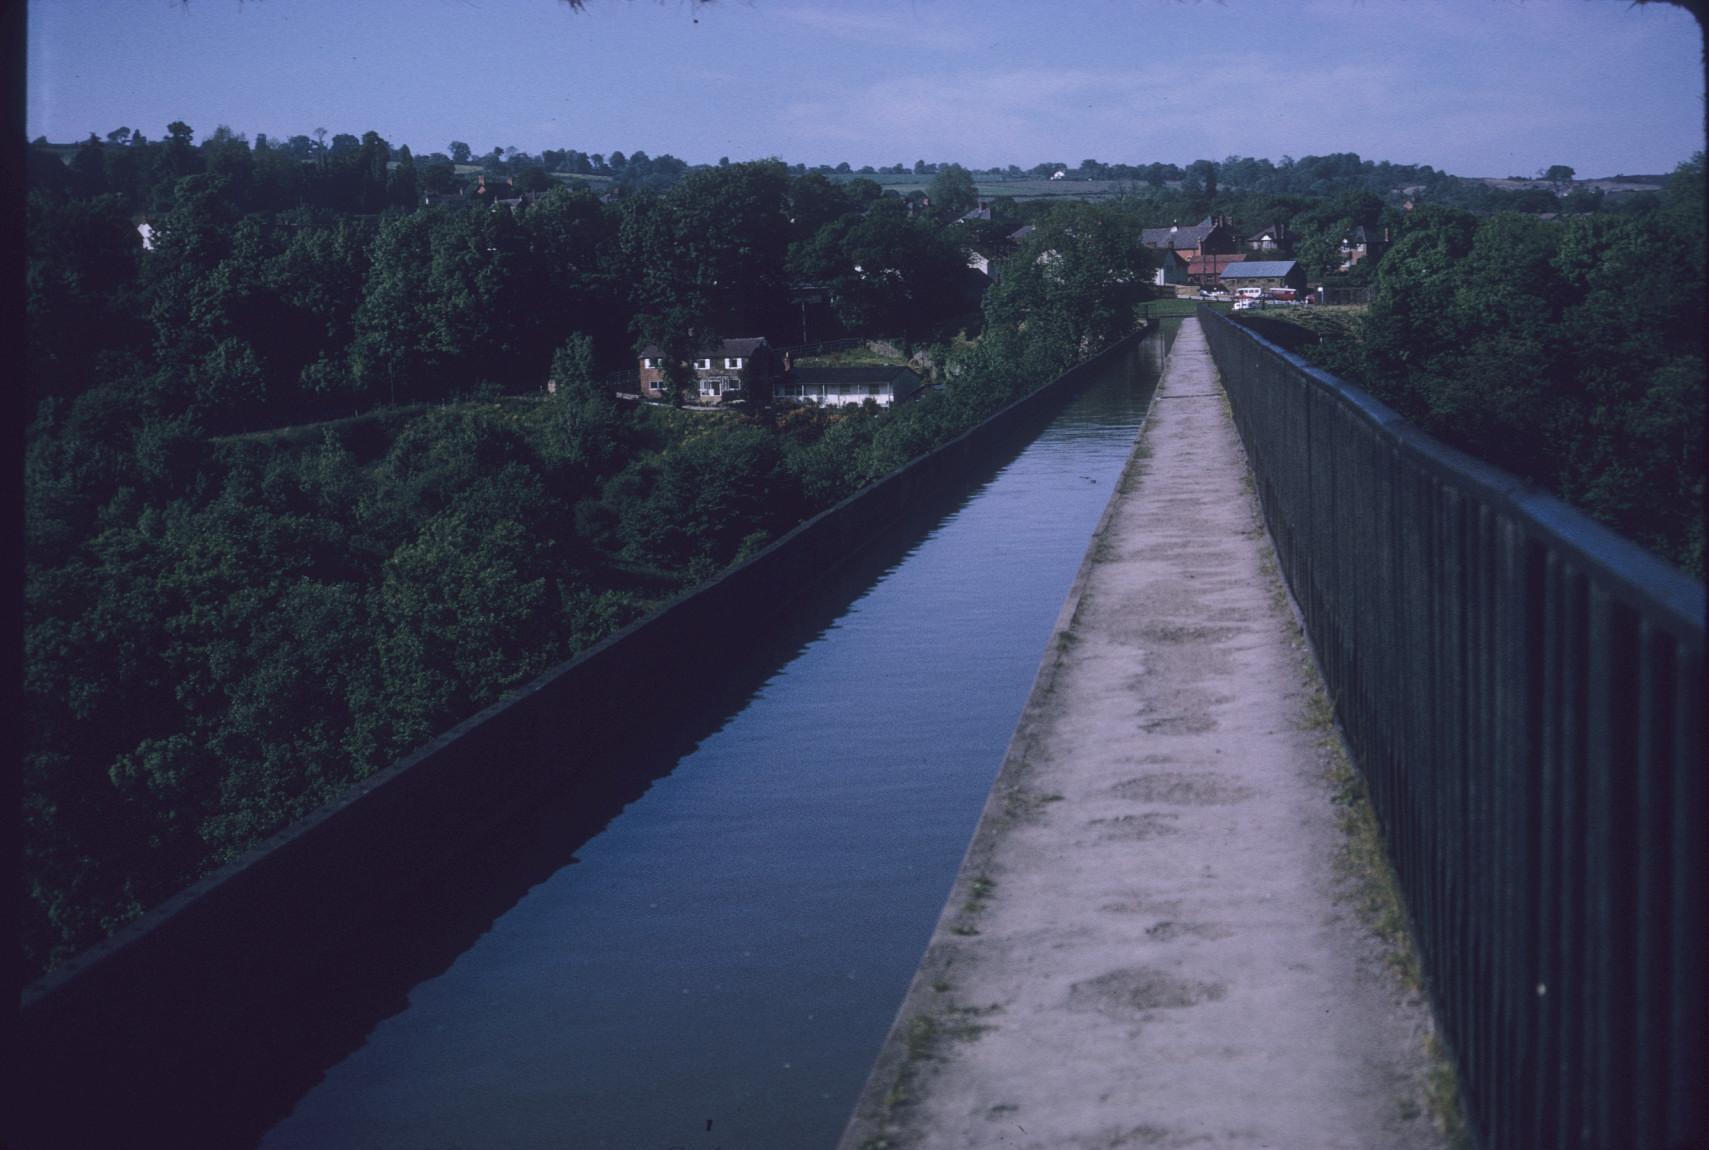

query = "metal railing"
[{"left": 1199, "top": 305, "right": 1705, "bottom": 1150}]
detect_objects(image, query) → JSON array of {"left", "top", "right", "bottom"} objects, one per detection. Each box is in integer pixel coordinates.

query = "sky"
[{"left": 24, "top": 0, "right": 1708, "bottom": 179}]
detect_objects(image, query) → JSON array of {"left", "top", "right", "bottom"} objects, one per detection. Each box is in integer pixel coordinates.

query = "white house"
[
  {"left": 773, "top": 365, "right": 922, "bottom": 408},
  {"left": 1152, "top": 249, "right": 1189, "bottom": 287}
]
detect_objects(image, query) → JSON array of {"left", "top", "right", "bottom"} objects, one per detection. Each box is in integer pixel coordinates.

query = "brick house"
[
  {"left": 1140, "top": 215, "right": 1241, "bottom": 259},
  {"left": 1187, "top": 251, "right": 1246, "bottom": 288},
  {"left": 637, "top": 337, "right": 774, "bottom": 405}
]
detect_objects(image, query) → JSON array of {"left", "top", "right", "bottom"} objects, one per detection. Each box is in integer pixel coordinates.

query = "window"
[
  {"left": 726, "top": 378, "right": 742, "bottom": 390},
  {"left": 694, "top": 358, "right": 712, "bottom": 370},
  {"left": 724, "top": 357, "right": 743, "bottom": 369},
  {"left": 642, "top": 357, "right": 659, "bottom": 369}
]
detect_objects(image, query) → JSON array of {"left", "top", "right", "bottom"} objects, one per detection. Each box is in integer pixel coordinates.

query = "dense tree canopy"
[
  {"left": 23, "top": 124, "right": 1700, "bottom": 986},
  {"left": 22, "top": 124, "right": 1166, "bottom": 979}
]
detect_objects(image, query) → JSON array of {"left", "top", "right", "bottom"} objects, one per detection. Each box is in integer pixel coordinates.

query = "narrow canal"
[{"left": 260, "top": 325, "right": 1175, "bottom": 1150}]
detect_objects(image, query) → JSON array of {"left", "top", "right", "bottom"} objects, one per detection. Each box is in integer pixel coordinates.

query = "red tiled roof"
[{"left": 1187, "top": 253, "right": 1246, "bottom": 276}]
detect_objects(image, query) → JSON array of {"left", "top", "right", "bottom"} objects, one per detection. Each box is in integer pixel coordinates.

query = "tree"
[
  {"left": 513, "top": 167, "right": 553, "bottom": 194},
  {"left": 786, "top": 171, "right": 854, "bottom": 244},
  {"left": 448, "top": 140, "right": 472, "bottom": 165},
  {"left": 69, "top": 134, "right": 108, "bottom": 197},
  {"left": 357, "top": 131, "right": 391, "bottom": 213},
  {"left": 927, "top": 163, "right": 979, "bottom": 221},
  {"left": 388, "top": 145, "right": 420, "bottom": 210},
  {"left": 829, "top": 206, "right": 973, "bottom": 340},
  {"left": 619, "top": 160, "right": 793, "bottom": 338},
  {"left": 420, "top": 156, "right": 457, "bottom": 195},
  {"left": 203, "top": 126, "right": 256, "bottom": 209},
  {"left": 1183, "top": 159, "right": 1218, "bottom": 208},
  {"left": 154, "top": 121, "right": 202, "bottom": 199}
]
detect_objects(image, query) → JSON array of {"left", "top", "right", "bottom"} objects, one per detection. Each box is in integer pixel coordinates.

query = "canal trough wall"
[{"left": 12, "top": 326, "right": 1154, "bottom": 1150}]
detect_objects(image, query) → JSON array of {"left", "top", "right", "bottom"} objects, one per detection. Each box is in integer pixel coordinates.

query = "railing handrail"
[
  {"left": 1202, "top": 307, "right": 1704, "bottom": 635},
  {"left": 1199, "top": 301, "right": 1705, "bottom": 1150}
]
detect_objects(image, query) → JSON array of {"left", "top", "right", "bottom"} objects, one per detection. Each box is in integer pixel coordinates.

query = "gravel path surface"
[{"left": 839, "top": 318, "right": 1449, "bottom": 1150}]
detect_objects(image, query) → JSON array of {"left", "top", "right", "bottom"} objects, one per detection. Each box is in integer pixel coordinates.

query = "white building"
[{"left": 773, "top": 366, "right": 922, "bottom": 408}]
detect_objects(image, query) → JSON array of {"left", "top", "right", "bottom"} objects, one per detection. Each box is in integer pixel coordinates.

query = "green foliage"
[
  {"left": 23, "top": 125, "right": 1700, "bottom": 985},
  {"left": 927, "top": 163, "right": 979, "bottom": 221},
  {"left": 1301, "top": 156, "right": 1705, "bottom": 574}
]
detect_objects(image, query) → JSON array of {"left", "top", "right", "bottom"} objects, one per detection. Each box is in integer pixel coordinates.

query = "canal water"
[{"left": 260, "top": 325, "right": 1175, "bottom": 1150}]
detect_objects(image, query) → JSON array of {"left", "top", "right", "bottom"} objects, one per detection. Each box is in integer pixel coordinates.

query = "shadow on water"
[{"left": 167, "top": 335, "right": 1167, "bottom": 1150}]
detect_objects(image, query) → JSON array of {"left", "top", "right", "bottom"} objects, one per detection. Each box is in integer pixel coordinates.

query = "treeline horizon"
[
  {"left": 34, "top": 122, "right": 1679, "bottom": 218},
  {"left": 37, "top": 123, "right": 1679, "bottom": 184}
]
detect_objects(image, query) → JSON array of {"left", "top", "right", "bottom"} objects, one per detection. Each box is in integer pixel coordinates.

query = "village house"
[
  {"left": 1139, "top": 215, "right": 1241, "bottom": 259},
  {"left": 1337, "top": 225, "right": 1388, "bottom": 271},
  {"left": 637, "top": 337, "right": 774, "bottom": 405},
  {"left": 773, "top": 365, "right": 922, "bottom": 409},
  {"left": 1187, "top": 251, "right": 1246, "bottom": 288},
  {"left": 1152, "top": 248, "right": 1191, "bottom": 289},
  {"left": 1220, "top": 260, "right": 1307, "bottom": 296},
  {"left": 1246, "top": 224, "right": 1293, "bottom": 256}
]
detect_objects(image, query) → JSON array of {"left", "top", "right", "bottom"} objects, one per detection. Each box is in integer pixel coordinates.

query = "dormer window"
[
  {"left": 724, "top": 357, "right": 744, "bottom": 369},
  {"left": 694, "top": 358, "right": 713, "bottom": 370}
]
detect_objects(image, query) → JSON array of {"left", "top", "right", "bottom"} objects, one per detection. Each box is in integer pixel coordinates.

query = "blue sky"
[{"left": 25, "top": 0, "right": 1707, "bottom": 177}]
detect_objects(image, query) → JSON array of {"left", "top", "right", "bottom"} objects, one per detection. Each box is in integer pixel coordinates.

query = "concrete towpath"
[{"left": 839, "top": 318, "right": 1450, "bottom": 1150}]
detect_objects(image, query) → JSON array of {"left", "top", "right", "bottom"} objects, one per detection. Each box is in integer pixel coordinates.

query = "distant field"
[
  {"left": 830, "top": 172, "right": 1156, "bottom": 202},
  {"left": 1472, "top": 175, "right": 1668, "bottom": 194}
]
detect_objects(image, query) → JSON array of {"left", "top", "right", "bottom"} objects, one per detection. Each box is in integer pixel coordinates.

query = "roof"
[
  {"left": 1220, "top": 261, "right": 1299, "bottom": 279},
  {"left": 717, "top": 336, "right": 769, "bottom": 357},
  {"left": 788, "top": 366, "right": 919, "bottom": 384},
  {"left": 1140, "top": 216, "right": 1221, "bottom": 250},
  {"left": 1008, "top": 224, "right": 1036, "bottom": 242}
]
